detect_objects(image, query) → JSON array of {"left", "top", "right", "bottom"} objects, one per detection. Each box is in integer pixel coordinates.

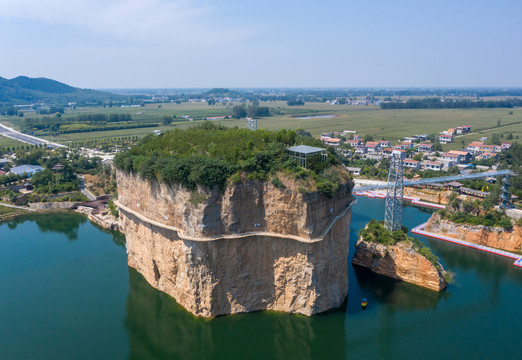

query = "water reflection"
[
  {"left": 5, "top": 212, "right": 87, "bottom": 240},
  {"left": 353, "top": 265, "right": 448, "bottom": 311},
  {"left": 125, "top": 268, "right": 346, "bottom": 360}
]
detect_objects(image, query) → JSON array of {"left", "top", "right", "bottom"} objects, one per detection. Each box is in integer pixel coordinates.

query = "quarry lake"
[{"left": 1, "top": 197, "right": 521, "bottom": 359}]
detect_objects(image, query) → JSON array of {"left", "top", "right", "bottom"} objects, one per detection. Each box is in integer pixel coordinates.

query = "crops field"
[
  {"left": 2, "top": 103, "right": 522, "bottom": 151},
  {"left": 0, "top": 135, "right": 26, "bottom": 148}
]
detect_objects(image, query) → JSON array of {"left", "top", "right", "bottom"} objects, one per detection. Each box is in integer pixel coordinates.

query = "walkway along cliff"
[{"left": 115, "top": 169, "right": 353, "bottom": 317}]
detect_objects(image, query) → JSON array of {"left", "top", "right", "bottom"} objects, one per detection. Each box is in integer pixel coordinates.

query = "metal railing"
[{"left": 356, "top": 169, "right": 516, "bottom": 192}]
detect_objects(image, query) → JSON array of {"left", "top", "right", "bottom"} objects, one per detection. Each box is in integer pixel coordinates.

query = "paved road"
[
  {"left": 0, "top": 122, "right": 65, "bottom": 148},
  {"left": 77, "top": 175, "right": 97, "bottom": 201},
  {"left": 0, "top": 202, "right": 36, "bottom": 212}
]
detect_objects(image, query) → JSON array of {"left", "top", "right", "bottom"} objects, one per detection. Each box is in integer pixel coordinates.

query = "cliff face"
[
  {"left": 117, "top": 170, "right": 353, "bottom": 317},
  {"left": 425, "top": 213, "right": 522, "bottom": 253},
  {"left": 352, "top": 239, "right": 447, "bottom": 291}
]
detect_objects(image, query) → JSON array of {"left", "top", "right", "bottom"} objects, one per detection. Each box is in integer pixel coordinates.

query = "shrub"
[{"left": 271, "top": 176, "right": 285, "bottom": 188}]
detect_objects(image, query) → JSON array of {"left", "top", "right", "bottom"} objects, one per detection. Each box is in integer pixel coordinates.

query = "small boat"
[{"left": 361, "top": 298, "right": 368, "bottom": 310}]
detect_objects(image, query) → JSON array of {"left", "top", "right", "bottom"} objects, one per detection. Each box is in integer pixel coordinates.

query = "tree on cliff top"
[
  {"left": 114, "top": 123, "right": 347, "bottom": 195},
  {"left": 359, "top": 220, "right": 441, "bottom": 267}
]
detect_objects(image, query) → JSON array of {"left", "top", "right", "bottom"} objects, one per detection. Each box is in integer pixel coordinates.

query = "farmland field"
[
  {"left": 0, "top": 135, "right": 26, "bottom": 148},
  {"left": 2, "top": 103, "right": 522, "bottom": 151}
]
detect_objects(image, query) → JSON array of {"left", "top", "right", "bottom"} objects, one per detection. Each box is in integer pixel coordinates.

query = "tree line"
[{"left": 380, "top": 98, "right": 522, "bottom": 109}]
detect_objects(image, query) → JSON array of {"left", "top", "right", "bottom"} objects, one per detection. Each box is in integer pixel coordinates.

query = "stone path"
[{"left": 0, "top": 201, "right": 36, "bottom": 212}]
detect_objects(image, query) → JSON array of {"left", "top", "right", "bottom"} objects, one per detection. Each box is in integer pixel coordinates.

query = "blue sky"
[{"left": 0, "top": 0, "right": 521, "bottom": 88}]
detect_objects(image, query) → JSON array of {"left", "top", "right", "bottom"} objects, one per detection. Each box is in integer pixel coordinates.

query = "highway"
[{"left": 0, "top": 122, "right": 65, "bottom": 148}]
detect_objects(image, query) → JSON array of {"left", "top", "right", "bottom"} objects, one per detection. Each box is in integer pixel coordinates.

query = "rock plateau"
[{"left": 116, "top": 170, "right": 353, "bottom": 317}]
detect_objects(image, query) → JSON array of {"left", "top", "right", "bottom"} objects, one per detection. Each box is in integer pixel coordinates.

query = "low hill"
[{"left": 0, "top": 76, "right": 122, "bottom": 105}]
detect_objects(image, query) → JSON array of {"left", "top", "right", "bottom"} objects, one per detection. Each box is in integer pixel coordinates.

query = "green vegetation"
[
  {"left": 20, "top": 114, "right": 158, "bottom": 136},
  {"left": 2, "top": 102, "right": 519, "bottom": 150},
  {"left": 0, "top": 205, "right": 28, "bottom": 221},
  {"left": 30, "top": 168, "right": 80, "bottom": 194},
  {"left": 0, "top": 76, "right": 122, "bottom": 107},
  {"left": 25, "top": 192, "right": 88, "bottom": 203},
  {"left": 438, "top": 194, "right": 513, "bottom": 230},
  {"left": 115, "top": 123, "right": 347, "bottom": 196},
  {"left": 358, "top": 219, "right": 441, "bottom": 268},
  {"left": 108, "top": 200, "right": 119, "bottom": 218},
  {"left": 381, "top": 97, "right": 522, "bottom": 109}
]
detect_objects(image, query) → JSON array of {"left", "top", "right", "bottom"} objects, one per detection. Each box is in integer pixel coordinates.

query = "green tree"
[{"left": 162, "top": 116, "right": 172, "bottom": 126}]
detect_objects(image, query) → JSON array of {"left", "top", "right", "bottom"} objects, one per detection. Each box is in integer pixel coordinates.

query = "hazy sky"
[{"left": 0, "top": 0, "right": 521, "bottom": 89}]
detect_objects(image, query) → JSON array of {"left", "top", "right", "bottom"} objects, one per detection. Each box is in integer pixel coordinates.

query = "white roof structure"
[
  {"left": 9, "top": 164, "right": 44, "bottom": 176},
  {"left": 286, "top": 145, "right": 327, "bottom": 169}
]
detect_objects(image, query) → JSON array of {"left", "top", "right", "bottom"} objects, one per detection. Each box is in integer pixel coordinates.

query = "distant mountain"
[{"left": 0, "top": 76, "right": 122, "bottom": 105}]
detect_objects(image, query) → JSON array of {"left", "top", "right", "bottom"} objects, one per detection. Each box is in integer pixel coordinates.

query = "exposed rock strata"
[
  {"left": 75, "top": 206, "right": 120, "bottom": 231},
  {"left": 425, "top": 213, "right": 521, "bottom": 253},
  {"left": 352, "top": 238, "right": 447, "bottom": 291},
  {"left": 403, "top": 187, "right": 452, "bottom": 205},
  {"left": 117, "top": 170, "right": 353, "bottom": 317},
  {"left": 29, "top": 201, "right": 81, "bottom": 210}
]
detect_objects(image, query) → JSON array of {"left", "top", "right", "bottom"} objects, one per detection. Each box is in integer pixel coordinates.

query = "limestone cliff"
[
  {"left": 116, "top": 170, "right": 353, "bottom": 317},
  {"left": 352, "top": 238, "right": 447, "bottom": 291},
  {"left": 425, "top": 213, "right": 522, "bottom": 253}
]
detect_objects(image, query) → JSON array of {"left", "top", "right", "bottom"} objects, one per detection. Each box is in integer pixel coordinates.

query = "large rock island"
[
  {"left": 352, "top": 220, "right": 447, "bottom": 291},
  {"left": 114, "top": 124, "right": 354, "bottom": 317}
]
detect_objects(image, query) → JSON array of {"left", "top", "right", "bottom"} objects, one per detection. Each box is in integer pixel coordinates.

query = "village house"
[
  {"left": 365, "top": 141, "right": 380, "bottom": 153},
  {"left": 413, "top": 134, "right": 429, "bottom": 141},
  {"left": 442, "top": 150, "right": 472, "bottom": 164},
  {"left": 346, "top": 139, "right": 363, "bottom": 147},
  {"left": 355, "top": 145, "right": 368, "bottom": 155},
  {"left": 423, "top": 161, "right": 444, "bottom": 171},
  {"left": 456, "top": 125, "right": 471, "bottom": 134},
  {"left": 381, "top": 148, "right": 394, "bottom": 157},
  {"left": 323, "top": 137, "right": 342, "bottom": 146},
  {"left": 467, "top": 141, "right": 484, "bottom": 154},
  {"left": 439, "top": 134, "right": 454, "bottom": 143},
  {"left": 320, "top": 133, "right": 331, "bottom": 140},
  {"left": 392, "top": 149, "right": 407, "bottom": 160},
  {"left": 346, "top": 167, "right": 361, "bottom": 176},
  {"left": 418, "top": 143, "right": 434, "bottom": 153},
  {"left": 403, "top": 159, "right": 420, "bottom": 170},
  {"left": 477, "top": 152, "right": 498, "bottom": 160},
  {"left": 400, "top": 142, "right": 413, "bottom": 150},
  {"left": 501, "top": 142, "right": 512, "bottom": 150},
  {"left": 378, "top": 140, "right": 390, "bottom": 147}
]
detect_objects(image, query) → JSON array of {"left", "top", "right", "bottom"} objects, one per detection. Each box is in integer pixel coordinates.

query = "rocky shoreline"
[
  {"left": 75, "top": 205, "right": 120, "bottom": 231},
  {"left": 425, "top": 213, "right": 521, "bottom": 254},
  {"left": 352, "top": 237, "right": 447, "bottom": 292}
]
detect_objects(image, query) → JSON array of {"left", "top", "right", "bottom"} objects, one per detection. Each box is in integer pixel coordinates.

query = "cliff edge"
[
  {"left": 352, "top": 238, "right": 447, "bottom": 291},
  {"left": 352, "top": 220, "right": 447, "bottom": 291},
  {"left": 425, "top": 213, "right": 521, "bottom": 254},
  {"left": 117, "top": 169, "right": 353, "bottom": 317}
]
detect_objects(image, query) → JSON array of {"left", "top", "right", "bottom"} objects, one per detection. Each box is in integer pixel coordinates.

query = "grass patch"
[{"left": 188, "top": 192, "right": 208, "bottom": 206}]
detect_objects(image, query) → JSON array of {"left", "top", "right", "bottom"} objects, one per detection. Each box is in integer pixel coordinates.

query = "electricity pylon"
[{"left": 384, "top": 153, "right": 404, "bottom": 232}]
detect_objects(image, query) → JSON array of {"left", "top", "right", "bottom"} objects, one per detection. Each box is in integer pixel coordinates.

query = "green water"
[{"left": 0, "top": 198, "right": 521, "bottom": 359}]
